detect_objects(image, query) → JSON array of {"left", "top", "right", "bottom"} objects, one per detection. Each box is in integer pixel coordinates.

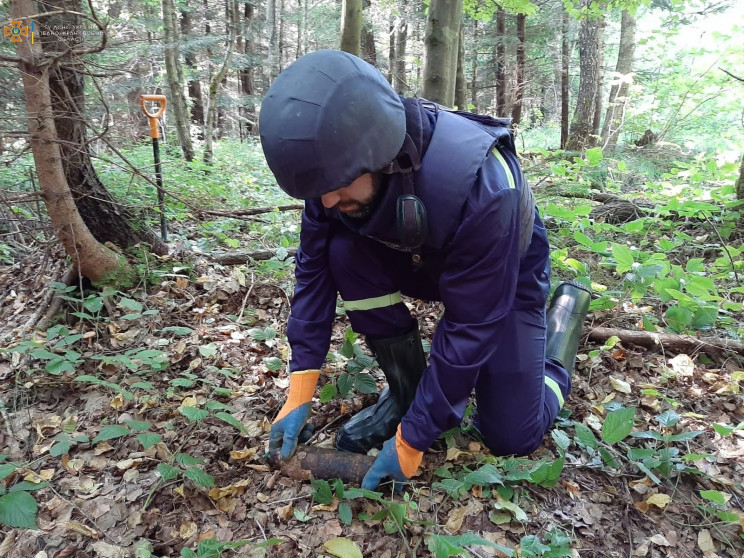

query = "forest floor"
[{"left": 1, "top": 205, "right": 743, "bottom": 558}]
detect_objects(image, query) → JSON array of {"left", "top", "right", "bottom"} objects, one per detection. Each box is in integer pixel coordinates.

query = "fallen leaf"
[
  {"left": 322, "top": 537, "right": 363, "bottom": 558},
  {"left": 179, "top": 521, "right": 198, "bottom": 539},
  {"left": 445, "top": 447, "right": 470, "bottom": 461},
  {"left": 0, "top": 531, "right": 16, "bottom": 557},
  {"left": 208, "top": 479, "right": 251, "bottom": 500},
  {"left": 646, "top": 493, "right": 671, "bottom": 509},
  {"left": 697, "top": 529, "right": 716, "bottom": 553},
  {"left": 109, "top": 394, "right": 126, "bottom": 410},
  {"left": 648, "top": 534, "right": 671, "bottom": 546},
  {"left": 90, "top": 541, "right": 126, "bottom": 558},
  {"left": 609, "top": 376, "right": 632, "bottom": 394},
  {"left": 276, "top": 503, "right": 294, "bottom": 521},
  {"left": 668, "top": 354, "right": 694, "bottom": 378},
  {"left": 66, "top": 521, "right": 99, "bottom": 539},
  {"left": 445, "top": 505, "right": 470, "bottom": 532},
  {"left": 229, "top": 447, "right": 259, "bottom": 461}
]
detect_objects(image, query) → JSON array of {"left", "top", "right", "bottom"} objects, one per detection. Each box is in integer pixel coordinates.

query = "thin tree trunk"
[
  {"left": 12, "top": 0, "right": 133, "bottom": 285},
  {"left": 162, "top": 0, "right": 195, "bottom": 161},
  {"left": 361, "top": 20, "right": 377, "bottom": 65},
  {"left": 590, "top": 13, "right": 606, "bottom": 145},
  {"left": 511, "top": 13, "right": 526, "bottom": 127},
  {"left": 601, "top": 9, "right": 637, "bottom": 151},
  {"left": 266, "top": 0, "right": 278, "bottom": 79},
  {"left": 278, "top": 0, "right": 286, "bottom": 72},
  {"left": 422, "top": 0, "right": 463, "bottom": 107},
  {"left": 238, "top": 1, "right": 256, "bottom": 139},
  {"left": 566, "top": 1, "right": 600, "bottom": 151},
  {"left": 454, "top": 22, "right": 467, "bottom": 110},
  {"left": 387, "top": 14, "right": 395, "bottom": 84},
  {"left": 736, "top": 152, "right": 744, "bottom": 200},
  {"left": 203, "top": 0, "right": 237, "bottom": 165},
  {"left": 561, "top": 6, "right": 570, "bottom": 149},
  {"left": 394, "top": 19, "right": 408, "bottom": 94},
  {"left": 181, "top": 7, "right": 205, "bottom": 132},
  {"left": 470, "top": 19, "right": 478, "bottom": 112},
  {"left": 495, "top": 8, "right": 506, "bottom": 116},
  {"left": 340, "top": 0, "right": 362, "bottom": 56}
]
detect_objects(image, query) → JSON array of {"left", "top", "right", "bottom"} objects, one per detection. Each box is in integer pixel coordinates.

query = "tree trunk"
[
  {"left": 40, "top": 0, "right": 167, "bottom": 256},
  {"left": 238, "top": 1, "right": 256, "bottom": 139},
  {"left": 565, "top": 2, "right": 600, "bottom": 151},
  {"left": 601, "top": 9, "right": 637, "bottom": 151},
  {"left": 340, "top": 0, "right": 362, "bottom": 56},
  {"left": 511, "top": 13, "right": 527, "bottom": 127},
  {"left": 12, "top": 0, "right": 134, "bottom": 286},
  {"left": 470, "top": 19, "right": 478, "bottom": 112},
  {"left": 422, "top": 0, "right": 463, "bottom": 107},
  {"left": 560, "top": 6, "right": 570, "bottom": 149},
  {"left": 454, "top": 22, "right": 467, "bottom": 110},
  {"left": 394, "top": 19, "right": 409, "bottom": 94},
  {"left": 361, "top": 20, "right": 377, "bottom": 65},
  {"left": 162, "top": 0, "right": 195, "bottom": 161},
  {"left": 203, "top": 0, "right": 237, "bottom": 165},
  {"left": 590, "top": 13, "right": 606, "bottom": 145},
  {"left": 495, "top": 8, "right": 506, "bottom": 117},
  {"left": 266, "top": 0, "right": 278, "bottom": 79},
  {"left": 180, "top": 7, "right": 205, "bottom": 132},
  {"left": 736, "top": 152, "right": 744, "bottom": 200}
]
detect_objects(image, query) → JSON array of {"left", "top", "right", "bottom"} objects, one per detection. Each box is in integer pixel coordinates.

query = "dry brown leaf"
[
  {"left": 609, "top": 376, "right": 632, "bottom": 394},
  {"left": 198, "top": 530, "right": 217, "bottom": 543},
  {"left": 0, "top": 531, "right": 16, "bottom": 557},
  {"left": 445, "top": 505, "right": 470, "bottom": 532},
  {"left": 214, "top": 497, "right": 238, "bottom": 513},
  {"left": 445, "top": 447, "right": 470, "bottom": 461},
  {"left": 90, "top": 541, "right": 126, "bottom": 558},
  {"left": 109, "top": 394, "right": 126, "bottom": 410},
  {"left": 179, "top": 521, "right": 198, "bottom": 539},
  {"left": 276, "top": 502, "right": 294, "bottom": 521},
  {"left": 208, "top": 479, "right": 251, "bottom": 500},
  {"left": 697, "top": 529, "right": 717, "bottom": 553},
  {"left": 61, "top": 456, "right": 84, "bottom": 475},
  {"left": 646, "top": 493, "right": 671, "bottom": 509},
  {"left": 229, "top": 447, "right": 259, "bottom": 461},
  {"left": 313, "top": 497, "right": 339, "bottom": 513},
  {"left": 66, "top": 521, "right": 99, "bottom": 539},
  {"left": 648, "top": 534, "right": 671, "bottom": 546}
]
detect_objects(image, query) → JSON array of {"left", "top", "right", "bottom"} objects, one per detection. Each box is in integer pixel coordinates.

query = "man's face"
[{"left": 320, "top": 173, "right": 380, "bottom": 219}]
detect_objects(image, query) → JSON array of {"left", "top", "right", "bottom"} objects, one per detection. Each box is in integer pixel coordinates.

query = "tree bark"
[
  {"left": 561, "top": 6, "right": 570, "bottom": 149},
  {"left": 266, "top": 0, "right": 278, "bottom": 79},
  {"left": 511, "top": 13, "right": 527, "bottom": 127},
  {"left": 601, "top": 9, "right": 637, "bottom": 151},
  {"left": 340, "top": 0, "right": 362, "bottom": 56},
  {"left": 566, "top": 2, "right": 600, "bottom": 151},
  {"left": 361, "top": 20, "right": 377, "bottom": 65},
  {"left": 495, "top": 8, "right": 507, "bottom": 117},
  {"left": 736, "top": 152, "right": 744, "bottom": 200},
  {"left": 203, "top": 0, "right": 237, "bottom": 165},
  {"left": 454, "top": 21, "right": 467, "bottom": 110},
  {"left": 393, "top": 18, "right": 409, "bottom": 94},
  {"left": 590, "top": 13, "right": 606, "bottom": 145},
  {"left": 238, "top": 1, "right": 256, "bottom": 139},
  {"left": 162, "top": 0, "right": 195, "bottom": 161},
  {"left": 180, "top": 7, "right": 205, "bottom": 132},
  {"left": 40, "top": 0, "right": 167, "bottom": 256},
  {"left": 12, "top": 0, "right": 134, "bottom": 285},
  {"left": 422, "top": 0, "right": 463, "bottom": 107},
  {"left": 470, "top": 19, "right": 479, "bottom": 112}
]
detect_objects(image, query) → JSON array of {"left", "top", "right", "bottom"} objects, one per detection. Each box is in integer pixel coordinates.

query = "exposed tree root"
[
  {"left": 199, "top": 204, "right": 303, "bottom": 220},
  {"left": 210, "top": 248, "right": 297, "bottom": 266}
]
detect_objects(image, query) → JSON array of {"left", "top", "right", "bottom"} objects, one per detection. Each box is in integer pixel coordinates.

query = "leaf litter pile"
[{"left": 0, "top": 243, "right": 743, "bottom": 558}]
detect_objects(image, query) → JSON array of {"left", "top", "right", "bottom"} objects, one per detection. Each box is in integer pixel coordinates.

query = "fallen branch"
[
  {"left": 585, "top": 326, "right": 744, "bottom": 357},
  {"left": 199, "top": 204, "right": 303, "bottom": 219},
  {"left": 210, "top": 248, "right": 297, "bottom": 266},
  {"left": 266, "top": 446, "right": 376, "bottom": 485}
]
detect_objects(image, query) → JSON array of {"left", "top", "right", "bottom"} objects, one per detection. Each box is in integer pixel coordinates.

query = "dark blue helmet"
[{"left": 259, "top": 50, "right": 406, "bottom": 199}]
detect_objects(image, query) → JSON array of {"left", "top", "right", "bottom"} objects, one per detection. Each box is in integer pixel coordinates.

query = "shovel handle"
[{"left": 140, "top": 95, "right": 167, "bottom": 139}]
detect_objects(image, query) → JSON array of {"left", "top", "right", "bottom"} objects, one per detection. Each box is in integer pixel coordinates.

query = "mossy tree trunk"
[
  {"left": 340, "top": 0, "right": 362, "bottom": 56},
  {"left": 422, "top": 0, "right": 463, "bottom": 107}
]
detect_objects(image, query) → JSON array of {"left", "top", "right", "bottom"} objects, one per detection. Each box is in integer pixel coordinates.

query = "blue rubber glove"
[
  {"left": 361, "top": 425, "right": 423, "bottom": 492},
  {"left": 269, "top": 402, "right": 312, "bottom": 460},
  {"left": 269, "top": 370, "right": 320, "bottom": 460}
]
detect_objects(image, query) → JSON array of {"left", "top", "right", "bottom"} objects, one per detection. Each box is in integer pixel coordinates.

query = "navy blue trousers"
[{"left": 328, "top": 228, "right": 570, "bottom": 456}]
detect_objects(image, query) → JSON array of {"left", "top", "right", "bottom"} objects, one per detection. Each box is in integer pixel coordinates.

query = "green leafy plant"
[
  {"left": 321, "top": 328, "right": 379, "bottom": 402},
  {"left": 0, "top": 458, "right": 44, "bottom": 529}
]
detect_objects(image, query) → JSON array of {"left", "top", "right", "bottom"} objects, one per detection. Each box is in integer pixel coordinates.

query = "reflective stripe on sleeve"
[{"left": 491, "top": 148, "right": 516, "bottom": 190}]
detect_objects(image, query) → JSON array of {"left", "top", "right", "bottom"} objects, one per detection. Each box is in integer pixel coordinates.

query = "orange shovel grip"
[{"left": 140, "top": 95, "right": 167, "bottom": 139}]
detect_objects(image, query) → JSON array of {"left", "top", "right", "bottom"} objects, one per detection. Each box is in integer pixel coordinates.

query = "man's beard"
[{"left": 338, "top": 174, "right": 382, "bottom": 219}]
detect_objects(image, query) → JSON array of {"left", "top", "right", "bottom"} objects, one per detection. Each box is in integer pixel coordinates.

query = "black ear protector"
[{"left": 383, "top": 134, "right": 428, "bottom": 251}]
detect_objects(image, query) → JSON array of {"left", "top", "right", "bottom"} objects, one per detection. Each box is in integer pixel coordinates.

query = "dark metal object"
[{"left": 140, "top": 95, "right": 168, "bottom": 242}]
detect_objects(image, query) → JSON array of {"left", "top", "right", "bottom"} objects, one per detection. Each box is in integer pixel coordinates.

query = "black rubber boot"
[
  {"left": 545, "top": 281, "right": 592, "bottom": 373},
  {"left": 335, "top": 325, "right": 427, "bottom": 454}
]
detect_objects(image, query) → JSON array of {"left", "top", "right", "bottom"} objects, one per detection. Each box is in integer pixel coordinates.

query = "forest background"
[{"left": 0, "top": 0, "right": 743, "bottom": 557}]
